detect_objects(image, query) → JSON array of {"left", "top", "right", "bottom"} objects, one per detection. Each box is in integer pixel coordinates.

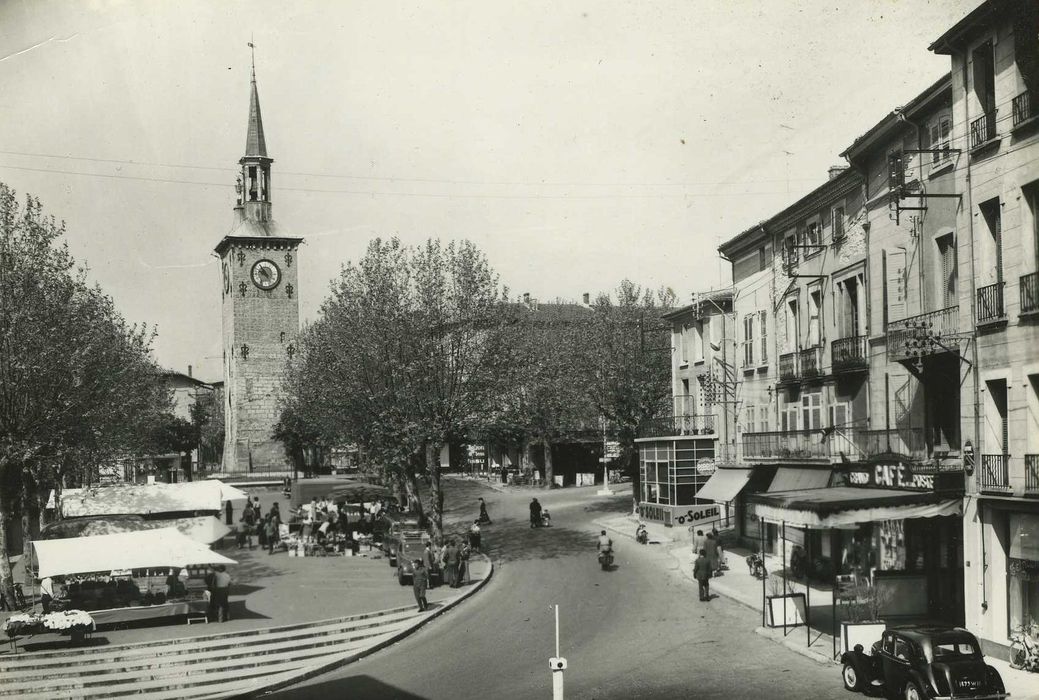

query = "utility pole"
[{"left": 549, "top": 604, "right": 566, "bottom": 700}]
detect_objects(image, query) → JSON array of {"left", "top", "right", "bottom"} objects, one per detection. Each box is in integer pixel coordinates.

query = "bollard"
[{"left": 549, "top": 657, "right": 566, "bottom": 700}]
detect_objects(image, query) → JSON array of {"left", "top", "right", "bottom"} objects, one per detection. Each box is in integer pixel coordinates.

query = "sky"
[{"left": 0, "top": 0, "right": 979, "bottom": 381}]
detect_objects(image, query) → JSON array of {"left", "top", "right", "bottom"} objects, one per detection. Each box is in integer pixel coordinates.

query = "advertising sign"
[
  {"left": 637, "top": 502, "right": 724, "bottom": 528},
  {"left": 844, "top": 462, "right": 936, "bottom": 491},
  {"left": 604, "top": 441, "right": 621, "bottom": 459}
]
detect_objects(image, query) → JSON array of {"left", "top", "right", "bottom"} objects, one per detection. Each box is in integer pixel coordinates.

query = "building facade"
[
  {"left": 930, "top": 0, "right": 1039, "bottom": 653},
  {"left": 216, "top": 65, "right": 302, "bottom": 474}
]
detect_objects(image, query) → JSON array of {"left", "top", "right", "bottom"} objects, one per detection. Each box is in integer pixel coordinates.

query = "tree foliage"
[{"left": 0, "top": 183, "right": 171, "bottom": 607}]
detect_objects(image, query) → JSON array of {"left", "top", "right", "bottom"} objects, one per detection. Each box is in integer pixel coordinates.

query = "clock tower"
[{"left": 215, "top": 61, "right": 302, "bottom": 474}]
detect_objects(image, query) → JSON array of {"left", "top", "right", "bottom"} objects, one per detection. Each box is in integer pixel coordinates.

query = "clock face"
[{"left": 251, "top": 259, "right": 281, "bottom": 290}]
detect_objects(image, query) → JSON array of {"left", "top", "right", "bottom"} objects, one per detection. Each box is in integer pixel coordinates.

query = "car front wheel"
[
  {"left": 841, "top": 661, "right": 863, "bottom": 692},
  {"left": 903, "top": 680, "right": 926, "bottom": 700}
]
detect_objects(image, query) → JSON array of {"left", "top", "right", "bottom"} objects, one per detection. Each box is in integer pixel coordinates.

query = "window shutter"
[
  {"left": 885, "top": 249, "right": 907, "bottom": 323},
  {"left": 759, "top": 309, "right": 768, "bottom": 364}
]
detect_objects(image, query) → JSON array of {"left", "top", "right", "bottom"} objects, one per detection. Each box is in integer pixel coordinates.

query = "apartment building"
[{"left": 930, "top": 0, "right": 1039, "bottom": 653}]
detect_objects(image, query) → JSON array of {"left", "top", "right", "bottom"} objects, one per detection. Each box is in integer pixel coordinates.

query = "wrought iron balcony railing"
[
  {"left": 970, "top": 111, "right": 997, "bottom": 149},
  {"left": 831, "top": 335, "right": 867, "bottom": 373},
  {"left": 642, "top": 396, "right": 716, "bottom": 438},
  {"left": 1026, "top": 454, "right": 1039, "bottom": 496},
  {"left": 778, "top": 352, "right": 798, "bottom": 382},
  {"left": 1013, "top": 90, "right": 1035, "bottom": 128},
  {"left": 887, "top": 306, "right": 959, "bottom": 362},
  {"left": 799, "top": 346, "right": 822, "bottom": 379},
  {"left": 977, "top": 281, "right": 1006, "bottom": 326},
  {"left": 861, "top": 428, "right": 927, "bottom": 461},
  {"left": 1021, "top": 272, "right": 1039, "bottom": 315},
  {"left": 979, "top": 454, "right": 1011, "bottom": 492},
  {"left": 742, "top": 430, "right": 831, "bottom": 460}
]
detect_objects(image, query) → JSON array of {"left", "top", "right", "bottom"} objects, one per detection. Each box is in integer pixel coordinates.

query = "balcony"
[
  {"left": 861, "top": 428, "right": 927, "bottom": 461},
  {"left": 1013, "top": 90, "right": 1036, "bottom": 129},
  {"left": 831, "top": 335, "right": 867, "bottom": 373},
  {"left": 976, "top": 281, "right": 1006, "bottom": 326},
  {"left": 742, "top": 430, "right": 832, "bottom": 461},
  {"left": 886, "top": 306, "right": 959, "bottom": 362},
  {"left": 978, "top": 454, "right": 1011, "bottom": 493},
  {"left": 1026, "top": 455, "right": 1039, "bottom": 496},
  {"left": 1021, "top": 273, "right": 1039, "bottom": 315},
  {"left": 642, "top": 396, "right": 716, "bottom": 438},
  {"left": 778, "top": 352, "right": 798, "bottom": 383},
  {"left": 799, "top": 346, "right": 822, "bottom": 379},
  {"left": 970, "top": 111, "right": 997, "bottom": 150}
]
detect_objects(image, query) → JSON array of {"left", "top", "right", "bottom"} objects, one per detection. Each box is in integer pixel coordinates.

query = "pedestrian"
[
  {"left": 478, "top": 497, "right": 492, "bottom": 525},
  {"left": 40, "top": 576, "right": 54, "bottom": 614},
  {"left": 529, "top": 498, "right": 542, "bottom": 528},
  {"left": 422, "top": 541, "right": 437, "bottom": 586},
  {"left": 444, "top": 539, "right": 461, "bottom": 588},
  {"left": 691, "top": 528, "right": 705, "bottom": 557},
  {"left": 236, "top": 516, "right": 252, "bottom": 549},
  {"left": 459, "top": 542, "right": 472, "bottom": 584},
  {"left": 693, "top": 549, "right": 712, "bottom": 602},
  {"left": 412, "top": 559, "right": 429, "bottom": 612},
  {"left": 711, "top": 528, "right": 725, "bottom": 575},
  {"left": 469, "top": 520, "right": 482, "bottom": 552},
  {"left": 265, "top": 514, "right": 278, "bottom": 555},
  {"left": 500, "top": 466, "right": 508, "bottom": 484},
  {"left": 211, "top": 564, "right": 232, "bottom": 622},
  {"left": 225, "top": 499, "right": 234, "bottom": 526},
  {"left": 705, "top": 532, "right": 718, "bottom": 574}
]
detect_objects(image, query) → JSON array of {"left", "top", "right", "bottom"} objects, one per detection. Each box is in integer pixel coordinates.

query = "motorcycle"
[
  {"left": 598, "top": 548, "right": 614, "bottom": 570},
  {"left": 746, "top": 552, "right": 766, "bottom": 579}
]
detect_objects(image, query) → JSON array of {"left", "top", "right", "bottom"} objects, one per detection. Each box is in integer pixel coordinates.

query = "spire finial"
[{"left": 248, "top": 36, "right": 256, "bottom": 81}]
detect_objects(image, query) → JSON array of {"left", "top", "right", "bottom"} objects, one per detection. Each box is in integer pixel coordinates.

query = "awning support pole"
[
  {"left": 760, "top": 521, "right": 766, "bottom": 627},
  {"left": 805, "top": 528, "right": 811, "bottom": 648},
  {"left": 833, "top": 571, "right": 838, "bottom": 660}
]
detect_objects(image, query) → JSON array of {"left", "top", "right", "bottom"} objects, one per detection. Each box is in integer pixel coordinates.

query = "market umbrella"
[
  {"left": 329, "top": 482, "right": 391, "bottom": 502},
  {"left": 40, "top": 515, "right": 151, "bottom": 539}
]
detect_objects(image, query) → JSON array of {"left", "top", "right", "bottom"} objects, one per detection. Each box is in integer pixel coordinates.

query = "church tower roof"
[{"left": 244, "top": 59, "right": 268, "bottom": 159}]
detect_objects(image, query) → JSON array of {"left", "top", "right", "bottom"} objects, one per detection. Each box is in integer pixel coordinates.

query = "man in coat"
[
  {"left": 693, "top": 549, "right": 712, "bottom": 602},
  {"left": 443, "top": 540, "right": 461, "bottom": 588},
  {"left": 412, "top": 559, "right": 429, "bottom": 612}
]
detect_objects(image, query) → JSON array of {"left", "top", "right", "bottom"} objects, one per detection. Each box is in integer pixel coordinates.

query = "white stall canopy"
[{"left": 33, "top": 528, "right": 237, "bottom": 579}]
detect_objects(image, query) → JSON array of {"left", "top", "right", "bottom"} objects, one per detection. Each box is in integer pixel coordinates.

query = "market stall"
[{"left": 31, "top": 528, "right": 237, "bottom": 626}]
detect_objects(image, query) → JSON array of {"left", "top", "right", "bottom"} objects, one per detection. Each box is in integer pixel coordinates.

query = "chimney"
[
  {"left": 188, "top": 364, "right": 193, "bottom": 378},
  {"left": 582, "top": 292, "right": 590, "bottom": 305},
  {"left": 828, "top": 165, "right": 849, "bottom": 180}
]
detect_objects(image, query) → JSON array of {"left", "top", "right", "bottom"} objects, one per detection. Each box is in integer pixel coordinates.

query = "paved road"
[{"left": 269, "top": 479, "right": 846, "bottom": 700}]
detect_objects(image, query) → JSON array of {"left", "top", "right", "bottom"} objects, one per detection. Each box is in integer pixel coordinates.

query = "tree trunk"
[
  {"left": 522, "top": 440, "right": 535, "bottom": 474},
  {"left": 542, "top": 434, "right": 554, "bottom": 487},
  {"left": 625, "top": 444, "right": 640, "bottom": 514},
  {"left": 426, "top": 442, "right": 444, "bottom": 544},
  {"left": 0, "top": 478, "right": 17, "bottom": 610},
  {"left": 402, "top": 454, "right": 425, "bottom": 519}
]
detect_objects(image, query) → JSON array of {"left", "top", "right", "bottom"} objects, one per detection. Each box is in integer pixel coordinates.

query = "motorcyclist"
[
  {"left": 635, "top": 522, "right": 648, "bottom": 545},
  {"left": 597, "top": 530, "right": 613, "bottom": 554}
]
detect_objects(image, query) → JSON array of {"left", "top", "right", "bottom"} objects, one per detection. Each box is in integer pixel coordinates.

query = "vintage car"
[
  {"left": 378, "top": 513, "right": 427, "bottom": 565},
  {"left": 841, "top": 626, "right": 1008, "bottom": 700},
  {"left": 394, "top": 536, "right": 441, "bottom": 587}
]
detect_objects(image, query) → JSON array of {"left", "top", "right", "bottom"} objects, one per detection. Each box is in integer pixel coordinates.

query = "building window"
[
  {"left": 808, "top": 288, "right": 823, "bottom": 347},
  {"left": 927, "top": 114, "right": 953, "bottom": 166},
  {"left": 804, "top": 220, "right": 821, "bottom": 257},
  {"left": 781, "top": 401, "right": 799, "bottom": 432},
  {"left": 936, "top": 234, "right": 957, "bottom": 308},
  {"left": 693, "top": 320, "right": 705, "bottom": 363},
  {"left": 744, "top": 405, "right": 755, "bottom": 433},
  {"left": 743, "top": 314, "right": 755, "bottom": 367},
  {"left": 1024, "top": 182, "right": 1039, "bottom": 270},
  {"left": 677, "top": 325, "right": 688, "bottom": 365},
  {"left": 973, "top": 40, "right": 996, "bottom": 117},
  {"left": 758, "top": 309, "right": 768, "bottom": 365},
  {"left": 884, "top": 249, "right": 907, "bottom": 328},
  {"left": 783, "top": 234, "right": 798, "bottom": 269},
  {"left": 831, "top": 206, "right": 845, "bottom": 242},
  {"left": 785, "top": 298, "right": 799, "bottom": 353},
  {"left": 979, "top": 198, "right": 1003, "bottom": 286},
  {"left": 801, "top": 392, "right": 823, "bottom": 430}
]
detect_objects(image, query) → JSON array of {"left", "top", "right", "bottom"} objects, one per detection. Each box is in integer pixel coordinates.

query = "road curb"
[
  {"left": 753, "top": 627, "right": 838, "bottom": 667},
  {"left": 249, "top": 552, "right": 495, "bottom": 698}
]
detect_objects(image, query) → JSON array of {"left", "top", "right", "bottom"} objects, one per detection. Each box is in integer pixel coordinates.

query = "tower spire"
[{"left": 236, "top": 40, "right": 273, "bottom": 224}]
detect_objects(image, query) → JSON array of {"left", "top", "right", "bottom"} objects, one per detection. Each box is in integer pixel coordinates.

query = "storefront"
[
  {"left": 747, "top": 459, "right": 965, "bottom": 624},
  {"left": 964, "top": 499, "right": 1039, "bottom": 655},
  {"left": 636, "top": 436, "right": 717, "bottom": 527},
  {"left": 694, "top": 464, "right": 776, "bottom": 542}
]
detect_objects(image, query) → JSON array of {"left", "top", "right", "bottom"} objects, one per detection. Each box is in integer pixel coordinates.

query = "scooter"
[
  {"left": 598, "top": 548, "right": 614, "bottom": 570},
  {"left": 635, "top": 524, "right": 649, "bottom": 545}
]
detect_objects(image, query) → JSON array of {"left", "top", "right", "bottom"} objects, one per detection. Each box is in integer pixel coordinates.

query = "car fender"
[
  {"left": 840, "top": 648, "right": 876, "bottom": 684},
  {"left": 905, "top": 669, "right": 934, "bottom": 698}
]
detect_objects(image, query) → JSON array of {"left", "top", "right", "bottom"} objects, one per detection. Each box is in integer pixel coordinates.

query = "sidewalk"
[{"left": 595, "top": 513, "right": 1039, "bottom": 697}]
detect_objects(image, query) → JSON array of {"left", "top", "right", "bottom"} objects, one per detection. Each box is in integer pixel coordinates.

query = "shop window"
[{"left": 1009, "top": 514, "right": 1039, "bottom": 636}]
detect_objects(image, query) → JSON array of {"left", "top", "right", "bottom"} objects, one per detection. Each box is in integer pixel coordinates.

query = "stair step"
[
  {"left": 0, "top": 607, "right": 420, "bottom": 674},
  {"left": 0, "top": 603, "right": 415, "bottom": 666},
  {"left": 0, "top": 625, "right": 406, "bottom": 694}
]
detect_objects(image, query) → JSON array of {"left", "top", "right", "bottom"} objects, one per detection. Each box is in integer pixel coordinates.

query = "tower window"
[{"left": 248, "top": 166, "right": 258, "bottom": 201}]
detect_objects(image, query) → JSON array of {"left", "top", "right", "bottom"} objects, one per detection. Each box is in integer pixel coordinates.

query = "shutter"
[
  {"left": 885, "top": 249, "right": 907, "bottom": 323},
  {"left": 759, "top": 309, "right": 768, "bottom": 364}
]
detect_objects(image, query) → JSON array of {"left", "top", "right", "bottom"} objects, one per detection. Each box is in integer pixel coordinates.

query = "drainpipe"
[{"left": 961, "top": 55, "right": 985, "bottom": 614}]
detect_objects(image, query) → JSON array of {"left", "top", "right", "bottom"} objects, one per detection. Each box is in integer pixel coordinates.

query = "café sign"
[{"left": 845, "top": 462, "right": 935, "bottom": 491}]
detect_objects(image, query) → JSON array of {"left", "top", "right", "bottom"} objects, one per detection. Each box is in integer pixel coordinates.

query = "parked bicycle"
[{"left": 1009, "top": 624, "right": 1039, "bottom": 672}]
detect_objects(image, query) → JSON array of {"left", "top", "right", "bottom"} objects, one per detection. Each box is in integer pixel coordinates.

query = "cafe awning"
[
  {"left": 747, "top": 486, "right": 961, "bottom": 529},
  {"left": 33, "top": 528, "right": 237, "bottom": 578},
  {"left": 767, "top": 467, "right": 832, "bottom": 492},
  {"left": 695, "top": 468, "right": 754, "bottom": 503}
]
